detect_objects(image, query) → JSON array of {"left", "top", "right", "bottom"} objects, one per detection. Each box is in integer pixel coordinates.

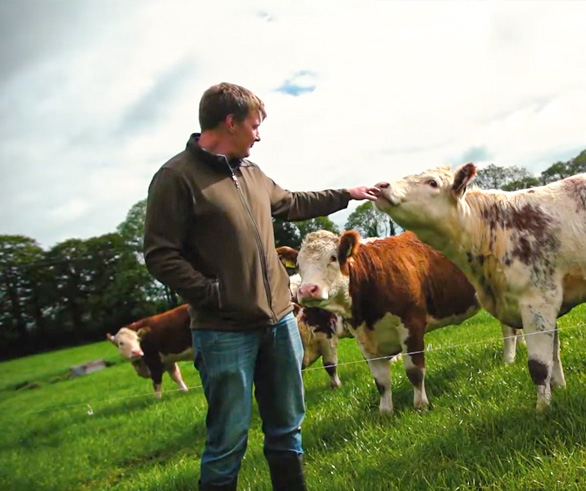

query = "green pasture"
[{"left": 1, "top": 306, "right": 586, "bottom": 490}]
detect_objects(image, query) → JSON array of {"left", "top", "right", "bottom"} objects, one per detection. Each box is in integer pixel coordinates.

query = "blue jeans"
[{"left": 192, "top": 312, "right": 305, "bottom": 486}]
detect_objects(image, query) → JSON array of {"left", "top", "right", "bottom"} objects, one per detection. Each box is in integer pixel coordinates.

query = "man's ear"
[
  {"left": 338, "top": 230, "right": 361, "bottom": 275},
  {"left": 452, "top": 162, "right": 477, "bottom": 197},
  {"left": 224, "top": 114, "right": 237, "bottom": 134},
  {"left": 276, "top": 246, "right": 299, "bottom": 270}
]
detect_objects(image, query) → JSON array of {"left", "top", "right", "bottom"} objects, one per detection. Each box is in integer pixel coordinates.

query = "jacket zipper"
[{"left": 223, "top": 157, "right": 278, "bottom": 323}]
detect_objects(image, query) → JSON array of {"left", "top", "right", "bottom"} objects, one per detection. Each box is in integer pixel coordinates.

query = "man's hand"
[{"left": 347, "top": 186, "right": 381, "bottom": 202}]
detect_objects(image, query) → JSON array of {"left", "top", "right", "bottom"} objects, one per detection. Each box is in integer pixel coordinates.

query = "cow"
[
  {"left": 374, "top": 163, "right": 586, "bottom": 411},
  {"left": 279, "top": 261, "right": 353, "bottom": 388},
  {"left": 107, "top": 304, "right": 193, "bottom": 398},
  {"left": 287, "top": 229, "right": 486, "bottom": 414}
]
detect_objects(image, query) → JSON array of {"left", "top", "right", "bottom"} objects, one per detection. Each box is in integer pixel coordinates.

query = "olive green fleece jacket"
[{"left": 144, "top": 133, "right": 352, "bottom": 331}]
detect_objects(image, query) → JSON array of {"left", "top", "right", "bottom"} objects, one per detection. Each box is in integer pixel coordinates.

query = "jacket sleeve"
[
  {"left": 143, "top": 168, "right": 220, "bottom": 310},
  {"left": 264, "top": 174, "right": 352, "bottom": 221}
]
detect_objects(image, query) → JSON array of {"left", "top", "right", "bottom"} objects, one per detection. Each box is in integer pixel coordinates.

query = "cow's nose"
[
  {"left": 376, "top": 181, "right": 390, "bottom": 189},
  {"left": 131, "top": 348, "right": 144, "bottom": 357},
  {"left": 298, "top": 283, "right": 321, "bottom": 300}
]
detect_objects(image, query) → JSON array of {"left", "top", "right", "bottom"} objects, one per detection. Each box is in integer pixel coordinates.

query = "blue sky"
[{"left": 1, "top": 0, "right": 585, "bottom": 248}]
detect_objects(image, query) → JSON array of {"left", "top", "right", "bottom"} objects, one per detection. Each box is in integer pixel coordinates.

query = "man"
[{"left": 144, "top": 82, "right": 380, "bottom": 490}]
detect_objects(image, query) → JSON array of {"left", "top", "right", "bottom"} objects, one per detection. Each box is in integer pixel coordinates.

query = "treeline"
[{"left": 1, "top": 149, "right": 584, "bottom": 359}]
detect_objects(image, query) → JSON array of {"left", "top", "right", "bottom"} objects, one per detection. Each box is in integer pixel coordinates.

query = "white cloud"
[{"left": 1, "top": 0, "right": 585, "bottom": 248}]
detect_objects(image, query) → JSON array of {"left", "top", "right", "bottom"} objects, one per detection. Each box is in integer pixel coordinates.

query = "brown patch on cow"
[
  {"left": 375, "top": 380, "right": 386, "bottom": 395},
  {"left": 528, "top": 359, "right": 548, "bottom": 386},
  {"left": 481, "top": 202, "right": 551, "bottom": 235},
  {"left": 324, "top": 364, "right": 337, "bottom": 378},
  {"left": 346, "top": 232, "right": 478, "bottom": 330},
  {"left": 300, "top": 306, "right": 339, "bottom": 338},
  {"left": 406, "top": 367, "right": 424, "bottom": 389},
  {"left": 562, "top": 176, "right": 586, "bottom": 212},
  {"left": 481, "top": 202, "right": 560, "bottom": 266}
]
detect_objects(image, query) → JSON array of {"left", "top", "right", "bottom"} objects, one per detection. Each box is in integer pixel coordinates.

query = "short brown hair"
[{"left": 199, "top": 82, "right": 267, "bottom": 131}]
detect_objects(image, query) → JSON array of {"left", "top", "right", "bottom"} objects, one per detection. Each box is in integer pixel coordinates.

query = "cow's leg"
[
  {"left": 501, "top": 324, "right": 518, "bottom": 364},
  {"left": 167, "top": 363, "right": 188, "bottom": 392},
  {"left": 551, "top": 325, "right": 566, "bottom": 390},
  {"left": 520, "top": 297, "right": 561, "bottom": 411},
  {"left": 402, "top": 333, "right": 428, "bottom": 410},
  {"left": 366, "top": 356, "right": 392, "bottom": 414},
  {"left": 152, "top": 374, "right": 163, "bottom": 399},
  {"left": 353, "top": 327, "right": 393, "bottom": 413},
  {"left": 145, "top": 356, "right": 164, "bottom": 399},
  {"left": 320, "top": 338, "right": 341, "bottom": 389}
]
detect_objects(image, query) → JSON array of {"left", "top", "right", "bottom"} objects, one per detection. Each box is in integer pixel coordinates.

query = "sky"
[{"left": 1, "top": 0, "right": 585, "bottom": 249}]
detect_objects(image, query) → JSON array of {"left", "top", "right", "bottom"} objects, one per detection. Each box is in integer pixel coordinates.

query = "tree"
[
  {"left": 0, "top": 235, "right": 46, "bottom": 357},
  {"left": 475, "top": 164, "right": 534, "bottom": 190},
  {"left": 83, "top": 233, "right": 161, "bottom": 335},
  {"left": 502, "top": 176, "right": 541, "bottom": 191},
  {"left": 344, "top": 202, "right": 400, "bottom": 237},
  {"left": 540, "top": 150, "right": 586, "bottom": 184},
  {"left": 273, "top": 218, "right": 301, "bottom": 249},
  {"left": 294, "top": 217, "right": 340, "bottom": 243},
  {"left": 116, "top": 198, "right": 175, "bottom": 307},
  {"left": 116, "top": 198, "right": 147, "bottom": 254},
  {"left": 569, "top": 149, "right": 586, "bottom": 174},
  {"left": 540, "top": 161, "right": 571, "bottom": 184}
]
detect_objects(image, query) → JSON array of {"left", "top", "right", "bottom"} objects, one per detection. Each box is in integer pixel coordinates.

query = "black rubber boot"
[
  {"left": 198, "top": 477, "right": 237, "bottom": 491},
  {"left": 266, "top": 452, "right": 307, "bottom": 491}
]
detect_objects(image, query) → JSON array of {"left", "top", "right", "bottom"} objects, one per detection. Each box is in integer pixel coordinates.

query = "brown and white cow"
[
  {"left": 107, "top": 304, "right": 193, "bottom": 398},
  {"left": 289, "top": 229, "right": 484, "bottom": 414},
  {"left": 375, "top": 163, "right": 586, "bottom": 410}
]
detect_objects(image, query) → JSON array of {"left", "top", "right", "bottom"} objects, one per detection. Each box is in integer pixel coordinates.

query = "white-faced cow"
[
  {"left": 290, "top": 229, "right": 486, "bottom": 414},
  {"left": 374, "top": 163, "right": 586, "bottom": 411},
  {"left": 107, "top": 304, "right": 193, "bottom": 398}
]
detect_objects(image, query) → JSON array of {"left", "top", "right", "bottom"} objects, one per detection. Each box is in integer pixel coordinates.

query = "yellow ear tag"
[{"left": 284, "top": 258, "right": 296, "bottom": 269}]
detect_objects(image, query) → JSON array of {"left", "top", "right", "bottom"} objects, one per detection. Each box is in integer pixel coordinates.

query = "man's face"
[{"left": 232, "top": 110, "right": 261, "bottom": 159}]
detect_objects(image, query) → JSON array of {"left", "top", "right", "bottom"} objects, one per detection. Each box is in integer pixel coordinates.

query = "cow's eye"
[
  {"left": 330, "top": 255, "right": 337, "bottom": 263},
  {"left": 426, "top": 179, "right": 438, "bottom": 188}
]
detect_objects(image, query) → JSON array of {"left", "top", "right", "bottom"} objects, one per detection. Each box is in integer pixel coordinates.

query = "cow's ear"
[
  {"left": 106, "top": 333, "right": 116, "bottom": 345},
  {"left": 276, "top": 246, "right": 299, "bottom": 270},
  {"left": 137, "top": 327, "right": 151, "bottom": 339},
  {"left": 452, "top": 162, "right": 477, "bottom": 197},
  {"left": 338, "top": 230, "right": 361, "bottom": 275}
]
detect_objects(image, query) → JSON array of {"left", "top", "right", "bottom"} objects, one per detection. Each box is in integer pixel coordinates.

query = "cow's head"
[
  {"left": 374, "top": 163, "right": 477, "bottom": 239},
  {"left": 106, "top": 327, "right": 144, "bottom": 361},
  {"left": 292, "top": 230, "right": 353, "bottom": 317}
]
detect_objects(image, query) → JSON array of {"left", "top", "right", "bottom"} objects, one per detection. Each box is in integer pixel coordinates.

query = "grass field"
[{"left": 1, "top": 306, "right": 586, "bottom": 490}]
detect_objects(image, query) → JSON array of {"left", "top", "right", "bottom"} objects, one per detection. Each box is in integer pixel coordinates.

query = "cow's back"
[
  {"left": 136, "top": 304, "right": 192, "bottom": 356},
  {"left": 348, "top": 232, "right": 478, "bottom": 329}
]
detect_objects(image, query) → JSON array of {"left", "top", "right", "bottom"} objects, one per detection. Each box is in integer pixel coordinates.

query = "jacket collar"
[{"left": 186, "top": 133, "right": 246, "bottom": 171}]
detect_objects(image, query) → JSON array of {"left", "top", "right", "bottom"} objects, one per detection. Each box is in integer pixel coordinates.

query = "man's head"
[{"left": 199, "top": 83, "right": 266, "bottom": 160}]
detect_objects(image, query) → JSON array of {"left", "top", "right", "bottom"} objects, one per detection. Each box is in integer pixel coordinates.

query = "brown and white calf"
[
  {"left": 107, "top": 304, "right": 193, "bottom": 398},
  {"left": 375, "top": 163, "right": 586, "bottom": 410},
  {"left": 289, "top": 229, "right": 483, "bottom": 414},
  {"left": 293, "top": 301, "right": 352, "bottom": 388},
  {"left": 280, "top": 263, "right": 353, "bottom": 388}
]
